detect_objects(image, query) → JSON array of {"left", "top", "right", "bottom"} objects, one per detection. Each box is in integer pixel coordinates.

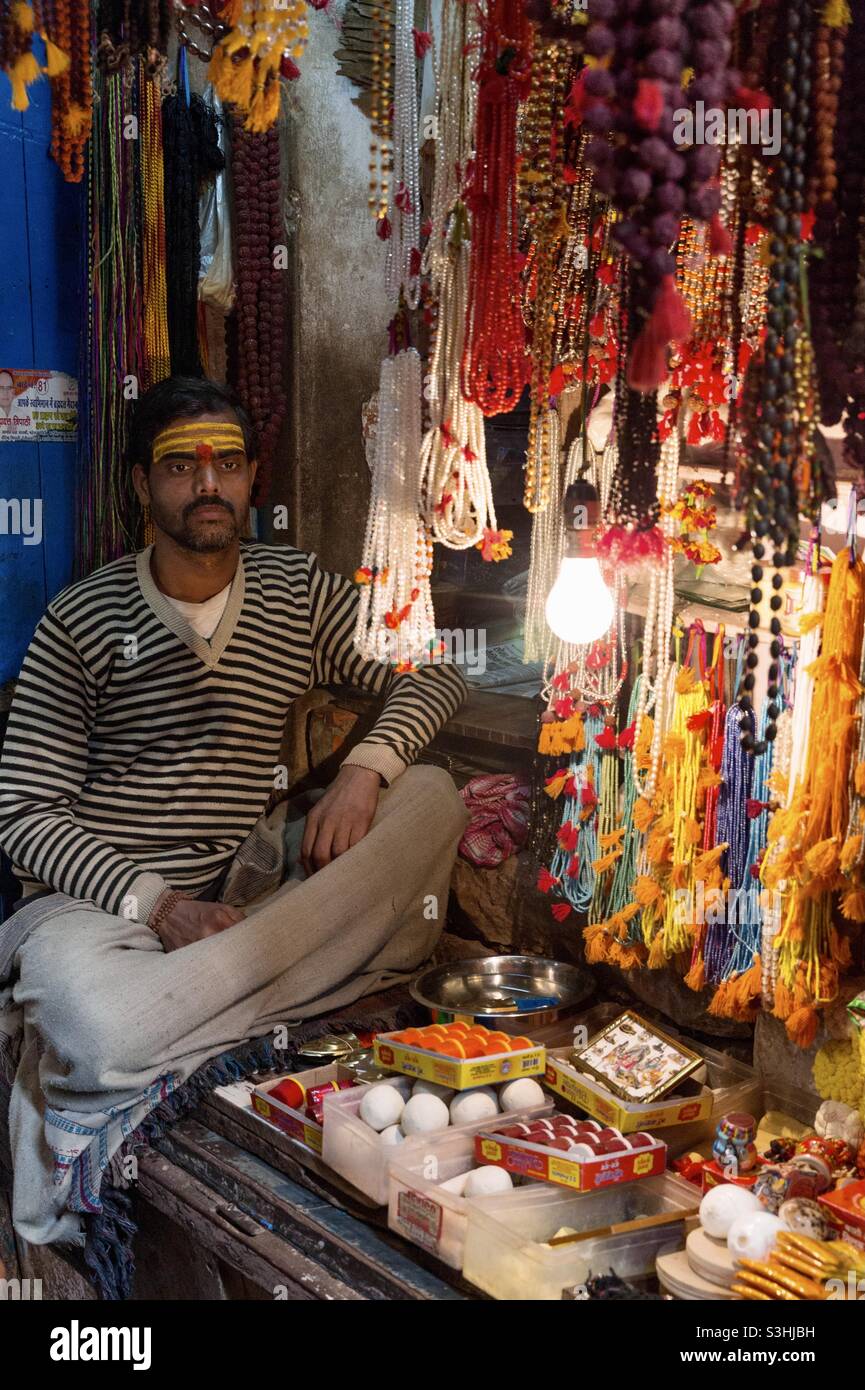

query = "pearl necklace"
[
  {"left": 354, "top": 348, "right": 434, "bottom": 666},
  {"left": 419, "top": 229, "right": 497, "bottom": 549},
  {"left": 524, "top": 407, "right": 564, "bottom": 663},
  {"left": 385, "top": 0, "right": 421, "bottom": 309},
  {"left": 422, "top": 0, "right": 478, "bottom": 298}
]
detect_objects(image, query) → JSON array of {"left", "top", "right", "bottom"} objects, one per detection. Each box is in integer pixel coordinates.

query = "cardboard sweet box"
[
  {"left": 472, "top": 1112, "right": 667, "bottom": 1193},
  {"left": 544, "top": 1046, "right": 713, "bottom": 1134},
  {"left": 250, "top": 1065, "right": 355, "bottom": 1154},
  {"left": 373, "top": 1027, "right": 545, "bottom": 1091}
]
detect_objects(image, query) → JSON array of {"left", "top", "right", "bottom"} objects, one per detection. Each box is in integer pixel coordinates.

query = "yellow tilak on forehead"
[{"left": 152, "top": 421, "right": 246, "bottom": 465}]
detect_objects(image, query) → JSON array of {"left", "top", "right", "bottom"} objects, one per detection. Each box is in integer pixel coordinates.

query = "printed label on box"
[
  {"left": 479, "top": 1139, "right": 503, "bottom": 1162},
  {"left": 634, "top": 1151, "right": 655, "bottom": 1176},
  {"left": 397, "top": 1189, "right": 444, "bottom": 1250},
  {"left": 548, "top": 1157, "right": 582, "bottom": 1189}
]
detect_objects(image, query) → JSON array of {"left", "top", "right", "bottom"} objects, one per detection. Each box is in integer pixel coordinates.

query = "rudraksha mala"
[
  {"left": 229, "top": 115, "right": 287, "bottom": 500},
  {"left": 738, "top": 0, "right": 816, "bottom": 756},
  {"left": 42, "top": 0, "right": 94, "bottom": 182}
]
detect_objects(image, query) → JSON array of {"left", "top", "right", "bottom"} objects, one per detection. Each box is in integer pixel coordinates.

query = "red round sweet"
[
  {"left": 573, "top": 1121, "right": 602, "bottom": 1134},
  {"left": 628, "top": 1132, "right": 654, "bottom": 1149},
  {"left": 270, "top": 1078, "right": 305, "bottom": 1109},
  {"left": 546, "top": 1137, "right": 574, "bottom": 1151},
  {"left": 598, "top": 1138, "right": 629, "bottom": 1154},
  {"left": 596, "top": 1127, "right": 624, "bottom": 1142}
]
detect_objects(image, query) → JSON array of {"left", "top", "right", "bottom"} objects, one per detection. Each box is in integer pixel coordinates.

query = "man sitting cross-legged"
[{"left": 0, "top": 376, "right": 468, "bottom": 1247}]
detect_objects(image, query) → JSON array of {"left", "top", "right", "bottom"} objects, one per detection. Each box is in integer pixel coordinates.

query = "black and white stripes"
[{"left": 0, "top": 544, "right": 466, "bottom": 920}]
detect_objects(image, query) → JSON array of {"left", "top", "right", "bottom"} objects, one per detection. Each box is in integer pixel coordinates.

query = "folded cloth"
[{"left": 458, "top": 773, "right": 530, "bottom": 868}]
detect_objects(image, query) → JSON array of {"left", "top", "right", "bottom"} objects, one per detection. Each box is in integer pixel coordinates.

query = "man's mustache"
[{"left": 183, "top": 498, "right": 236, "bottom": 520}]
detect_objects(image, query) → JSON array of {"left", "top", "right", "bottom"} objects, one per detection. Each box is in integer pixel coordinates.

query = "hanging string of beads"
[
  {"left": 43, "top": 0, "right": 93, "bottom": 182},
  {"left": 461, "top": 0, "right": 531, "bottom": 416},
  {"left": 139, "top": 58, "right": 170, "bottom": 389},
  {"left": 384, "top": 0, "right": 421, "bottom": 309},
  {"left": 354, "top": 347, "right": 436, "bottom": 668},
  {"left": 228, "top": 114, "right": 287, "bottom": 500},
  {"left": 368, "top": 1, "right": 393, "bottom": 235},
  {"left": 422, "top": 0, "right": 478, "bottom": 295}
]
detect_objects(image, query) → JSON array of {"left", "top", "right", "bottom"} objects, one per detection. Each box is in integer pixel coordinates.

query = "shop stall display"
[{"left": 5, "top": 0, "right": 865, "bottom": 1307}]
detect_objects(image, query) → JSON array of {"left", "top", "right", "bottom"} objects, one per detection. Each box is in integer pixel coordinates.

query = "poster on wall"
[{"left": 0, "top": 370, "right": 78, "bottom": 443}]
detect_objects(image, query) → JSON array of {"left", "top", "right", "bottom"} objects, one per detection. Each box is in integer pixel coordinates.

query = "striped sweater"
[{"left": 0, "top": 543, "right": 466, "bottom": 921}]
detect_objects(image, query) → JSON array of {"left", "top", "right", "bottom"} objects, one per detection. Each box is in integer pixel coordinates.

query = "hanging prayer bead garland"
[
  {"left": 368, "top": 1, "right": 393, "bottom": 230},
  {"left": 229, "top": 116, "right": 287, "bottom": 498},
  {"left": 422, "top": 0, "right": 478, "bottom": 295},
  {"left": 1, "top": 0, "right": 69, "bottom": 112},
  {"left": 383, "top": 0, "right": 421, "bottom": 308},
  {"left": 139, "top": 61, "right": 170, "bottom": 389},
  {"left": 44, "top": 0, "right": 93, "bottom": 182},
  {"left": 523, "top": 406, "right": 564, "bottom": 663},
  {"left": 354, "top": 347, "right": 436, "bottom": 668},
  {"left": 461, "top": 0, "right": 531, "bottom": 417},
  {"left": 418, "top": 213, "right": 509, "bottom": 559}
]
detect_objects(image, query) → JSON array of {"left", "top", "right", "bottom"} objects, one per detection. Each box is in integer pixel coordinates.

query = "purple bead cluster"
[{"left": 582, "top": 0, "right": 736, "bottom": 296}]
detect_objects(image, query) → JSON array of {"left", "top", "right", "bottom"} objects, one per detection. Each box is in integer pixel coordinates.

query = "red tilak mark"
[{"left": 195, "top": 442, "right": 214, "bottom": 462}]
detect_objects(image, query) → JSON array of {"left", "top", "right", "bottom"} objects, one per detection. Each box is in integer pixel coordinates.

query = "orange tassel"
[
  {"left": 633, "top": 797, "right": 655, "bottom": 832},
  {"left": 786, "top": 1006, "right": 819, "bottom": 1049},
  {"left": 840, "top": 886, "right": 865, "bottom": 922},
  {"left": 648, "top": 934, "right": 669, "bottom": 969},
  {"left": 684, "top": 956, "right": 705, "bottom": 992},
  {"left": 856, "top": 763, "right": 865, "bottom": 796},
  {"left": 772, "top": 976, "right": 794, "bottom": 1020},
  {"left": 634, "top": 875, "right": 664, "bottom": 908}
]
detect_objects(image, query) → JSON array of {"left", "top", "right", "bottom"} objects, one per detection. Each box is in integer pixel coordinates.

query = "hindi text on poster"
[{"left": 0, "top": 370, "right": 78, "bottom": 443}]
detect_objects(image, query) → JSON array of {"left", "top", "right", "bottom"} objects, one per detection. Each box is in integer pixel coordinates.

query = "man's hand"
[
  {"left": 301, "top": 764, "right": 382, "bottom": 875},
  {"left": 150, "top": 892, "right": 246, "bottom": 953}
]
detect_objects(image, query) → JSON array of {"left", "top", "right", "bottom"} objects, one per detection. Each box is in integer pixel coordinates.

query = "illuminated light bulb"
[
  {"left": 545, "top": 556, "right": 615, "bottom": 644},
  {"left": 544, "top": 479, "right": 615, "bottom": 645}
]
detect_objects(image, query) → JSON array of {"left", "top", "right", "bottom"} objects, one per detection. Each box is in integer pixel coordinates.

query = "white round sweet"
[
  {"left": 412, "top": 1078, "right": 455, "bottom": 1105},
  {"left": 498, "top": 1078, "right": 546, "bottom": 1113},
  {"left": 727, "top": 1210, "right": 786, "bottom": 1262},
  {"left": 400, "top": 1092, "right": 450, "bottom": 1136},
  {"left": 439, "top": 1171, "right": 471, "bottom": 1196},
  {"left": 565, "top": 1142, "right": 596, "bottom": 1161},
  {"left": 359, "top": 1083, "right": 405, "bottom": 1132},
  {"left": 463, "top": 1166, "right": 514, "bottom": 1197},
  {"left": 379, "top": 1124, "right": 405, "bottom": 1147},
  {"left": 449, "top": 1087, "right": 499, "bottom": 1127},
  {"left": 387, "top": 1076, "right": 414, "bottom": 1101},
  {"left": 699, "top": 1184, "right": 762, "bottom": 1239}
]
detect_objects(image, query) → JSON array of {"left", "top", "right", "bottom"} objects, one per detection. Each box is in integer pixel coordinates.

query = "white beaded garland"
[{"left": 385, "top": 0, "right": 421, "bottom": 310}]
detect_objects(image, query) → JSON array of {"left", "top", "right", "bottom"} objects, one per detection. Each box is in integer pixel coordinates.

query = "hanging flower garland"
[
  {"left": 663, "top": 479, "right": 722, "bottom": 573},
  {"left": 209, "top": 0, "right": 308, "bottom": 131},
  {"left": 43, "top": 0, "right": 93, "bottom": 183},
  {"left": 1, "top": 1, "right": 68, "bottom": 112}
]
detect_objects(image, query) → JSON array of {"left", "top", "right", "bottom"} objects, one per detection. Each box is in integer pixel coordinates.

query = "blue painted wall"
[{"left": 0, "top": 67, "right": 82, "bottom": 683}]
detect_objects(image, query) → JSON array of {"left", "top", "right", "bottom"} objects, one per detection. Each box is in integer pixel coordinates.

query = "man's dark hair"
[{"left": 129, "top": 377, "right": 257, "bottom": 473}]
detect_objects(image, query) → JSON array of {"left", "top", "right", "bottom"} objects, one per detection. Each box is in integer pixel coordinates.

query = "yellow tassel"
[
  {"left": 41, "top": 34, "right": 69, "bottom": 78},
  {"left": 646, "top": 830, "right": 670, "bottom": 865},
  {"left": 599, "top": 827, "right": 626, "bottom": 849},
  {"left": 63, "top": 102, "right": 90, "bottom": 137},
  {"left": 804, "top": 837, "right": 839, "bottom": 882},
  {"left": 221, "top": 0, "right": 244, "bottom": 23},
  {"left": 708, "top": 979, "right": 731, "bottom": 1016},
  {"left": 841, "top": 835, "right": 863, "bottom": 874},
  {"left": 538, "top": 723, "right": 557, "bottom": 756},
  {"left": 856, "top": 763, "right": 865, "bottom": 796},
  {"left": 840, "top": 886, "right": 865, "bottom": 922},
  {"left": 697, "top": 767, "right": 722, "bottom": 793},
  {"left": 543, "top": 768, "right": 569, "bottom": 799},
  {"left": 675, "top": 666, "right": 696, "bottom": 694},
  {"left": 12, "top": 49, "right": 40, "bottom": 86},
  {"left": 693, "top": 844, "right": 727, "bottom": 879},
  {"left": 648, "top": 934, "right": 669, "bottom": 969},
  {"left": 634, "top": 875, "right": 664, "bottom": 908},
  {"left": 732, "top": 956, "right": 762, "bottom": 1012},
  {"left": 684, "top": 955, "right": 705, "bottom": 992},
  {"left": 799, "top": 610, "right": 824, "bottom": 635},
  {"left": 583, "top": 922, "right": 610, "bottom": 964},
  {"left": 786, "top": 1006, "right": 820, "bottom": 1049},
  {"left": 635, "top": 716, "right": 654, "bottom": 771},
  {"left": 12, "top": 2, "right": 36, "bottom": 32},
  {"left": 829, "top": 926, "right": 852, "bottom": 967},
  {"left": 562, "top": 711, "right": 585, "bottom": 753},
  {"left": 9, "top": 72, "right": 29, "bottom": 111},
  {"left": 670, "top": 861, "right": 689, "bottom": 888},
  {"left": 822, "top": 0, "right": 852, "bottom": 26},
  {"left": 684, "top": 817, "right": 703, "bottom": 846},
  {"left": 592, "top": 849, "right": 622, "bottom": 875},
  {"left": 772, "top": 976, "right": 794, "bottom": 1020},
  {"left": 232, "top": 57, "right": 255, "bottom": 112},
  {"left": 664, "top": 732, "right": 685, "bottom": 762},
  {"left": 633, "top": 797, "right": 655, "bottom": 833}
]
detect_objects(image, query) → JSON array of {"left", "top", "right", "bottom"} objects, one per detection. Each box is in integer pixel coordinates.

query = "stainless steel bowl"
[{"left": 410, "top": 955, "right": 592, "bottom": 1035}]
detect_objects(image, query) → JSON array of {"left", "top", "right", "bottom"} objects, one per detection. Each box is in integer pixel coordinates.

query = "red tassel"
[
  {"left": 412, "top": 28, "right": 432, "bottom": 59},
  {"left": 733, "top": 85, "right": 773, "bottom": 113},
  {"left": 594, "top": 727, "right": 617, "bottom": 751},
  {"left": 653, "top": 275, "right": 691, "bottom": 342},
  {"left": 709, "top": 213, "right": 732, "bottom": 258},
  {"left": 376, "top": 216, "right": 392, "bottom": 241},
  {"left": 280, "top": 55, "right": 301, "bottom": 79},
  {"left": 551, "top": 901, "right": 572, "bottom": 922},
  {"left": 634, "top": 79, "right": 664, "bottom": 131},
  {"left": 627, "top": 329, "right": 669, "bottom": 391},
  {"left": 409, "top": 246, "right": 422, "bottom": 276}
]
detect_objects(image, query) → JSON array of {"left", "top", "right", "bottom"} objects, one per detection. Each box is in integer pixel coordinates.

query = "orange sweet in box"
[
  {"left": 400, "top": 1027, "right": 425, "bottom": 1045},
  {"left": 483, "top": 1037, "right": 512, "bottom": 1055},
  {"left": 486, "top": 1031, "right": 512, "bottom": 1044},
  {"left": 438, "top": 1039, "right": 466, "bottom": 1058},
  {"left": 460, "top": 1036, "right": 486, "bottom": 1058},
  {"left": 422, "top": 1025, "right": 447, "bottom": 1039},
  {"left": 509, "top": 1036, "right": 534, "bottom": 1049},
  {"left": 466, "top": 1025, "right": 490, "bottom": 1039},
  {"left": 445, "top": 1022, "right": 470, "bottom": 1036}
]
